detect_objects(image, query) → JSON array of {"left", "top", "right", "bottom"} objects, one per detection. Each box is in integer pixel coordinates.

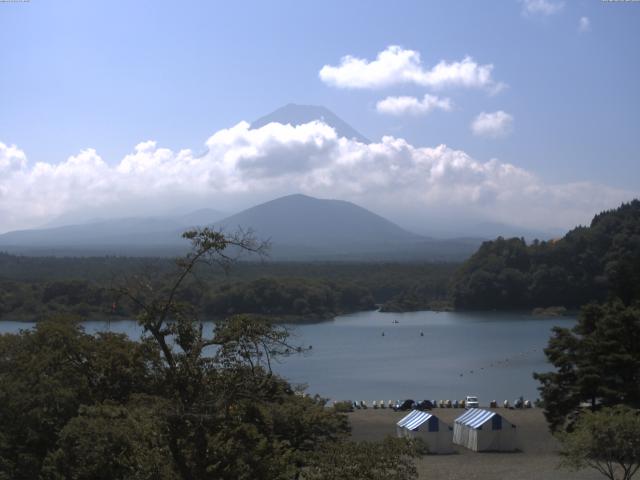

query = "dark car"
[
  {"left": 415, "top": 399, "right": 434, "bottom": 411},
  {"left": 392, "top": 399, "right": 416, "bottom": 411}
]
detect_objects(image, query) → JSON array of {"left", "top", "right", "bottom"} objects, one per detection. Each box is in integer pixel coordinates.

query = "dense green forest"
[
  {"left": 450, "top": 200, "right": 640, "bottom": 310},
  {"left": 0, "top": 255, "right": 456, "bottom": 321}
]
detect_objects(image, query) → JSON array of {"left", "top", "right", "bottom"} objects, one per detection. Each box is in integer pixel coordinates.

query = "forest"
[
  {"left": 0, "top": 255, "right": 455, "bottom": 321},
  {"left": 450, "top": 200, "right": 640, "bottom": 310}
]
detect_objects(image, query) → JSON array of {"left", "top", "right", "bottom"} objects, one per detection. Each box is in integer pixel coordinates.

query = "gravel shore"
[{"left": 348, "top": 408, "right": 601, "bottom": 480}]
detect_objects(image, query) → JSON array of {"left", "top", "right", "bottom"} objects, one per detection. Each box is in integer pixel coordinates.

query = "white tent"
[
  {"left": 396, "top": 410, "right": 454, "bottom": 454},
  {"left": 453, "top": 408, "right": 516, "bottom": 452}
]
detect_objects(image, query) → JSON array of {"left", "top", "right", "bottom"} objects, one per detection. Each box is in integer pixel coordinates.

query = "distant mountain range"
[
  {"left": 0, "top": 194, "right": 480, "bottom": 260},
  {"left": 0, "top": 209, "right": 224, "bottom": 256}
]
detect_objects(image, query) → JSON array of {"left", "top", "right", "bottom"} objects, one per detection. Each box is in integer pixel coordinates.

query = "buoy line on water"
[{"left": 457, "top": 346, "right": 541, "bottom": 377}]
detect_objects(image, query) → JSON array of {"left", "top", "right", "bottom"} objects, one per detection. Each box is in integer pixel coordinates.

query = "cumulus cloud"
[
  {"left": 319, "top": 46, "right": 504, "bottom": 93},
  {"left": 376, "top": 94, "right": 452, "bottom": 116},
  {"left": 471, "top": 111, "right": 514, "bottom": 138},
  {"left": 578, "top": 16, "right": 591, "bottom": 32},
  {"left": 521, "top": 0, "right": 564, "bottom": 16},
  {"left": 0, "top": 122, "right": 632, "bottom": 234},
  {"left": 0, "top": 142, "right": 27, "bottom": 173}
]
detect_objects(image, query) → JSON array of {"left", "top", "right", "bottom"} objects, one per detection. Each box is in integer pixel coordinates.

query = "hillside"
[
  {"left": 217, "top": 194, "right": 420, "bottom": 247},
  {"left": 0, "top": 210, "right": 224, "bottom": 255},
  {"left": 450, "top": 200, "right": 640, "bottom": 310},
  {"left": 216, "top": 194, "right": 479, "bottom": 261}
]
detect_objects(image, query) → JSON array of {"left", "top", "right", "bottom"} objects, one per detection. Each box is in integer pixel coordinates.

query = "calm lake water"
[{"left": 0, "top": 310, "right": 574, "bottom": 404}]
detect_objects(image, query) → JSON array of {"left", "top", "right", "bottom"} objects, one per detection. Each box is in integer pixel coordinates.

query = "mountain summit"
[
  {"left": 251, "top": 104, "right": 370, "bottom": 144},
  {"left": 214, "top": 194, "right": 478, "bottom": 260},
  {"left": 217, "top": 194, "right": 418, "bottom": 249}
]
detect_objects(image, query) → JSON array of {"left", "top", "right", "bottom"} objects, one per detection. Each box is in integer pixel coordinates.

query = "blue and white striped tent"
[
  {"left": 396, "top": 410, "right": 453, "bottom": 454},
  {"left": 453, "top": 408, "right": 516, "bottom": 451}
]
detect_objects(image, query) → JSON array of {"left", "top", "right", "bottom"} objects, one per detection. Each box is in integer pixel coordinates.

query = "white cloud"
[
  {"left": 0, "top": 142, "right": 27, "bottom": 174},
  {"left": 376, "top": 94, "right": 452, "bottom": 116},
  {"left": 471, "top": 111, "right": 514, "bottom": 138},
  {"left": 0, "top": 122, "right": 632, "bottom": 234},
  {"left": 319, "top": 46, "right": 505, "bottom": 93},
  {"left": 579, "top": 16, "right": 591, "bottom": 32},
  {"left": 521, "top": 0, "right": 564, "bottom": 16}
]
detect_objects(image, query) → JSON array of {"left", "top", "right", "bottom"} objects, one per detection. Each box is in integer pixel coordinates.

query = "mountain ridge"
[{"left": 216, "top": 193, "right": 422, "bottom": 248}]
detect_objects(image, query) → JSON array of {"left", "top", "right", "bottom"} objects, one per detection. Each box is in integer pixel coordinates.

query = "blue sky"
[{"left": 0, "top": 0, "right": 638, "bottom": 233}]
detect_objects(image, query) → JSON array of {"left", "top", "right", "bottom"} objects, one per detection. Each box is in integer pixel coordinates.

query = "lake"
[{"left": 0, "top": 310, "right": 574, "bottom": 404}]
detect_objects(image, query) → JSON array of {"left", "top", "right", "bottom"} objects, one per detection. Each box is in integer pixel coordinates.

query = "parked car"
[
  {"left": 415, "top": 399, "right": 434, "bottom": 411},
  {"left": 392, "top": 399, "right": 416, "bottom": 411},
  {"left": 465, "top": 395, "right": 479, "bottom": 409}
]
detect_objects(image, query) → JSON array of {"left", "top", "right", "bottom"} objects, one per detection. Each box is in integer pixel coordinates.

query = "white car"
[{"left": 465, "top": 395, "right": 479, "bottom": 409}]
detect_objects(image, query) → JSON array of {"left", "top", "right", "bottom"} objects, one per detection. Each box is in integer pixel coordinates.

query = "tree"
[
  {"left": 41, "top": 401, "right": 176, "bottom": 480},
  {"left": 0, "top": 317, "right": 158, "bottom": 479},
  {"left": 559, "top": 406, "right": 640, "bottom": 480},
  {"left": 534, "top": 301, "right": 640, "bottom": 431},
  {"left": 114, "top": 228, "right": 356, "bottom": 479}
]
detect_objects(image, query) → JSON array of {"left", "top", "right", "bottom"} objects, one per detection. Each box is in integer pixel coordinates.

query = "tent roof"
[
  {"left": 455, "top": 409, "right": 497, "bottom": 429},
  {"left": 397, "top": 410, "right": 433, "bottom": 430}
]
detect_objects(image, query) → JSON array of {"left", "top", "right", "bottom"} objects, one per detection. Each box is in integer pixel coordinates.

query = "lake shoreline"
[{"left": 0, "top": 305, "right": 578, "bottom": 324}]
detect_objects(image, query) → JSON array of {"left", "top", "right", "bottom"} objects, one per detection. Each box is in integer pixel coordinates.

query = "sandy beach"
[{"left": 348, "top": 407, "right": 601, "bottom": 480}]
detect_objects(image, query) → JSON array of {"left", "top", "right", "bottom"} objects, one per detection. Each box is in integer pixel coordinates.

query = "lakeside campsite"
[{"left": 350, "top": 407, "right": 602, "bottom": 480}]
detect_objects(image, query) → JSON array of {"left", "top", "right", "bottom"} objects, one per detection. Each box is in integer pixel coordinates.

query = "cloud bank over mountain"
[{"left": 0, "top": 121, "right": 632, "bottom": 235}]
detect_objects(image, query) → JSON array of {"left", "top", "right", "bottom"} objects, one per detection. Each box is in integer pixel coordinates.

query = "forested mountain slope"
[{"left": 450, "top": 200, "right": 640, "bottom": 310}]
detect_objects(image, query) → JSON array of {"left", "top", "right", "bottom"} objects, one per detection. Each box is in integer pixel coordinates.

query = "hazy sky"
[{"left": 0, "top": 0, "right": 638, "bottom": 234}]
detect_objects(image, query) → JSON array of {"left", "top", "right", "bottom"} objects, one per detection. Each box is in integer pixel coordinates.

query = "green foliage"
[
  {"left": 559, "top": 406, "right": 640, "bottom": 480},
  {"left": 0, "top": 257, "right": 457, "bottom": 320},
  {"left": 332, "top": 400, "right": 354, "bottom": 413},
  {"left": 380, "top": 280, "right": 451, "bottom": 312},
  {"left": 0, "top": 312, "right": 354, "bottom": 479},
  {"left": 534, "top": 301, "right": 640, "bottom": 432},
  {"left": 204, "top": 277, "right": 375, "bottom": 319},
  {"left": 0, "top": 317, "right": 158, "bottom": 479},
  {"left": 0, "top": 279, "right": 115, "bottom": 320},
  {"left": 304, "top": 437, "right": 419, "bottom": 480},
  {"left": 42, "top": 401, "right": 176, "bottom": 480},
  {"left": 451, "top": 200, "right": 640, "bottom": 310}
]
